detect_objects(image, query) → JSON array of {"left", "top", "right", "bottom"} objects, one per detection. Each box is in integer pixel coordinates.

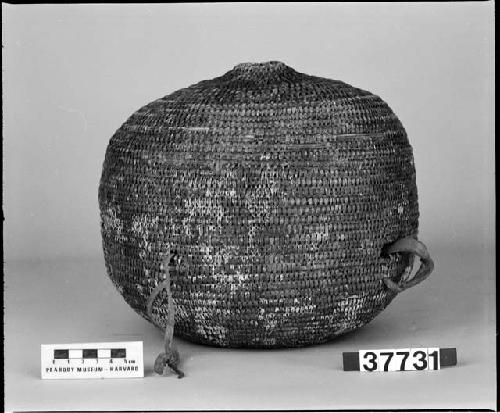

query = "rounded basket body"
[{"left": 99, "top": 62, "right": 419, "bottom": 348}]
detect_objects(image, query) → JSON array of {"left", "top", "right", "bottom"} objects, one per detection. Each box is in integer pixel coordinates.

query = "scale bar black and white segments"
[{"left": 52, "top": 348, "right": 127, "bottom": 360}]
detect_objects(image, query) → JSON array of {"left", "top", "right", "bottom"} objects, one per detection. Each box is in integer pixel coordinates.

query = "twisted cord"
[{"left": 146, "top": 252, "right": 184, "bottom": 379}]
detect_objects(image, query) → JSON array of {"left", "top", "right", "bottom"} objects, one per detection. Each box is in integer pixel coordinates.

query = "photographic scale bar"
[
  {"left": 53, "top": 348, "right": 127, "bottom": 360},
  {"left": 42, "top": 341, "right": 144, "bottom": 379}
]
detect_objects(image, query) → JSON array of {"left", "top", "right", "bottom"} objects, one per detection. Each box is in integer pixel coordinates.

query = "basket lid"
[
  {"left": 130, "top": 61, "right": 402, "bottom": 137},
  {"left": 170, "top": 60, "right": 376, "bottom": 104}
]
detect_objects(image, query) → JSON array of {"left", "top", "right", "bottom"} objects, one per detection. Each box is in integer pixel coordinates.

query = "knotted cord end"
[{"left": 146, "top": 252, "right": 185, "bottom": 379}]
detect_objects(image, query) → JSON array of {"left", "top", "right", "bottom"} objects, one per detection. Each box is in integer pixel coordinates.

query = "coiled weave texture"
[{"left": 99, "top": 61, "right": 419, "bottom": 348}]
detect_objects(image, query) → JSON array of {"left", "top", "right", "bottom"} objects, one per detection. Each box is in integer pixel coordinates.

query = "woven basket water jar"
[{"left": 99, "top": 61, "right": 434, "bottom": 349}]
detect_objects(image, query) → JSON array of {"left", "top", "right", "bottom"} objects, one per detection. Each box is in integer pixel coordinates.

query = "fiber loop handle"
[
  {"left": 146, "top": 252, "right": 184, "bottom": 379},
  {"left": 382, "top": 237, "right": 434, "bottom": 293}
]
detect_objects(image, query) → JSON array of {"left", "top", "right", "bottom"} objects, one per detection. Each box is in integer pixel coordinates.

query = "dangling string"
[{"left": 146, "top": 252, "right": 184, "bottom": 378}]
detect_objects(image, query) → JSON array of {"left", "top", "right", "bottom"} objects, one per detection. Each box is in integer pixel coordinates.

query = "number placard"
[{"left": 342, "top": 347, "right": 456, "bottom": 372}]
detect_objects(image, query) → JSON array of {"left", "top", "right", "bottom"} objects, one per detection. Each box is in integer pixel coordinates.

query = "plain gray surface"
[
  {"left": 3, "top": 2, "right": 495, "bottom": 411},
  {"left": 4, "top": 246, "right": 496, "bottom": 411}
]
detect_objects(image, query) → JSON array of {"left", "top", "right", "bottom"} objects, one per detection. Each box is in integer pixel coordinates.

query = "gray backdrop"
[{"left": 3, "top": 3, "right": 495, "bottom": 411}]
